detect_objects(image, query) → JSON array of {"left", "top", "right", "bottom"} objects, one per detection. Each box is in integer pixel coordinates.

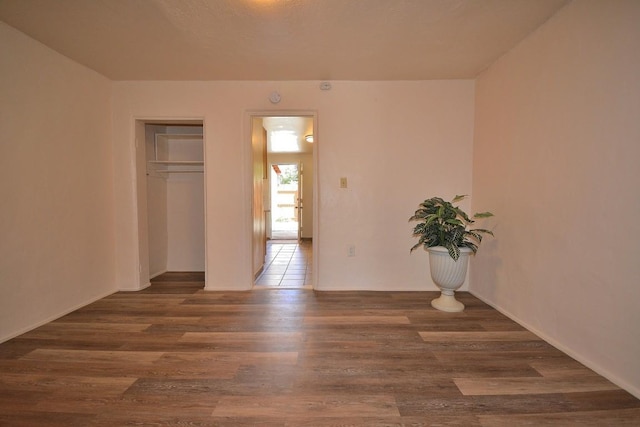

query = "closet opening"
[{"left": 135, "top": 119, "right": 206, "bottom": 290}]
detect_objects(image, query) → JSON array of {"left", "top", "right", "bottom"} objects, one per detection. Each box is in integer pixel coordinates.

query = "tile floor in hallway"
[{"left": 255, "top": 239, "right": 312, "bottom": 288}]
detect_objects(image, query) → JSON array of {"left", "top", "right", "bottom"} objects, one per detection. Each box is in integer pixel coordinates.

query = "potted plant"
[{"left": 409, "top": 195, "right": 494, "bottom": 312}]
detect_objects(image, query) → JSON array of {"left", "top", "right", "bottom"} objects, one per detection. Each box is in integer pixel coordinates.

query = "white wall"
[
  {"left": 0, "top": 22, "right": 115, "bottom": 341},
  {"left": 472, "top": 0, "right": 640, "bottom": 398},
  {"left": 166, "top": 173, "right": 205, "bottom": 271},
  {"left": 112, "top": 80, "right": 475, "bottom": 291}
]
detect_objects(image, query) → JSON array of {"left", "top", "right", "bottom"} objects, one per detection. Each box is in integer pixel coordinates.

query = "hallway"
[{"left": 255, "top": 240, "right": 312, "bottom": 289}]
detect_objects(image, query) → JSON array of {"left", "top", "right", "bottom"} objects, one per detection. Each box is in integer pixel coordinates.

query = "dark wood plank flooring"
[{"left": 1, "top": 272, "right": 638, "bottom": 426}]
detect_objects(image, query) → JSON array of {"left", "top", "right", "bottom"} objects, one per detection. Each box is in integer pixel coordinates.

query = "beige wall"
[
  {"left": 472, "top": 0, "right": 640, "bottom": 397},
  {"left": 0, "top": 22, "right": 115, "bottom": 341},
  {"left": 111, "top": 80, "right": 475, "bottom": 291}
]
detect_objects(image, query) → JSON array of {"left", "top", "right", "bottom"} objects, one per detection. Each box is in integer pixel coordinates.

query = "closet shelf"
[
  {"left": 147, "top": 161, "right": 204, "bottom": 175},
  {"left": 148, "top": 133, "right": 204, "bottom": 176},
  {"left": 148, "top": 160, "right": 204, "bottom": 166}
]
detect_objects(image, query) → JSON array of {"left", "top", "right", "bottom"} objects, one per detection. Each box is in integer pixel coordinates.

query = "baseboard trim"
[
  {"left": 149, "top": 270, "right": 167, "bottom": 280},
  {"left": 119, "top": 281, "right": 151, "bottom": 292},
  {"left": 470, "top": 290, "right": 640, "bottom": 400},
  {"left": 0, "top": 289, "right": 117, "bottom": 344}
]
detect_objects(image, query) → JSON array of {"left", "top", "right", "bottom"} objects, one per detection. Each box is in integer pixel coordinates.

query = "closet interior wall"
[{"left": 146, "top": 124, "right": 205, "bottom": 278}]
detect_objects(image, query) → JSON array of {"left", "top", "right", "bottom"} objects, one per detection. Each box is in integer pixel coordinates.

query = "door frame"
[
  {"left": 133, "top": 117, "right": 208, "bottom": 290},
  {"left": 245, "top": 110, "right": 318, "bottom": 288}
]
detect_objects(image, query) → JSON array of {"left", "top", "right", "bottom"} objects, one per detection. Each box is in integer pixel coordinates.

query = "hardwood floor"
[{"left": 1, "top": 272, "right": 638, "bottom": 426}]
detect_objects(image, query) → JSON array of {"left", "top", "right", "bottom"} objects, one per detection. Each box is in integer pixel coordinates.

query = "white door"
[{"left": 297, "top": 162, "right": 303, "bottom": 242}]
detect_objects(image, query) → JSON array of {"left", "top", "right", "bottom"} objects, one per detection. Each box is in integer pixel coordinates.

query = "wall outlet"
[
  {"left": 348, "top": 245, "right": 356, "bottom": 257},
  {"left": 340, "top": 177, "right": 348, "bottom": 188}
]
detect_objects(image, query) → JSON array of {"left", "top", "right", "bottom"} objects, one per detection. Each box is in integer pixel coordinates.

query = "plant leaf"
[
  {"left": 471, "top": 228, "right": 494, "bottom": 236},
  {"left": 446, "top": 244, "right": 460, "bottom": 261},
  {"left": 473, "top": 211, "right": 494, "bottom": 218}
]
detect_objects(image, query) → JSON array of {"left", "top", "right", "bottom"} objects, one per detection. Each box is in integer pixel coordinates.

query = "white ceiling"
[{"left": 0, "top": 0, "right": 569, "bottom": 81}]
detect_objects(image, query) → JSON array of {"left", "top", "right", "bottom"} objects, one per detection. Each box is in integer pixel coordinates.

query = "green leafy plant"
[{"left": 409, "top": 195, "right": 494, "bottom": 261}]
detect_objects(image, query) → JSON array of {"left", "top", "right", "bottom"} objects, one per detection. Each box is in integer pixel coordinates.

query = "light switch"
[{"left": 340, "top": 177, "right": 348, "bottom": 188}]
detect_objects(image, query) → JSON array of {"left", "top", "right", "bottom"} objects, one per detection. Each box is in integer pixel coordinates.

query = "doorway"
[
  {"left": 134, "top": 119, "right": 206, "bottom": 290},
  {"left": 270, "top": 163, "right": 300, "bottom": 241},
  {"left": 249, "top": 113, "right": 317, "bottom": 288}
]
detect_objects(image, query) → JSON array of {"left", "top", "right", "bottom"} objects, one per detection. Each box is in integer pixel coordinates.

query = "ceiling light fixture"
[{"left": 305, "top": 135, "right": 314, "bottom": 143}]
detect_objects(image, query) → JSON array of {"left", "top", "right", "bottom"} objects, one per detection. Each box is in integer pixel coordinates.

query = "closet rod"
[{"left": 147, "top": 170, "right": 204, "bottom": 175}]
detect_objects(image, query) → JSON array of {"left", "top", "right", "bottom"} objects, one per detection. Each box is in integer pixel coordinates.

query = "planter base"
[
  {"left": 431, "top": 293, "right": 465, "bottom": 312},
  {"left": 427, "top": 246, "right": 471, "bottom": 313}
]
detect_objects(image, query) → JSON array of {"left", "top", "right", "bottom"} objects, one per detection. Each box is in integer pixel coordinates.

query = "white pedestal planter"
[{"left": 427, "top": 246, "right": 472, "bottom": 312}]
